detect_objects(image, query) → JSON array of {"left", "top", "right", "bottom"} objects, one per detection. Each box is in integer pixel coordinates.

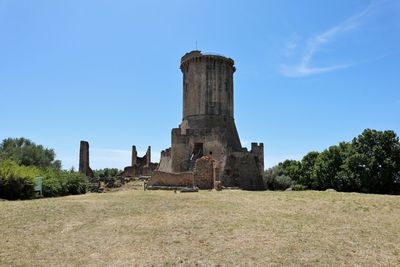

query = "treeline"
[
  {"left": 265, "top": 129, "right": 400, "bottom": 194},
  {"left": 93, "top": 168, "right": 120, "bottom": 179},
  {"left": 0, "top": 138, "right": 88, "bottom": 200}
]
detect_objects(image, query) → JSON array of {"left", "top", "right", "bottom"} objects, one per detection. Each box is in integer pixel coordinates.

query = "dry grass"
[{"left": 1, "top": 187, "right": 399, "bottom": 266}]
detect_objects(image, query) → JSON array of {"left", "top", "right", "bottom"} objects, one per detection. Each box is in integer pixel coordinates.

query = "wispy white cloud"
[
  {"left": 283, "top": 33, "right": 301, "bottom": 58},
  {"left": 280, "top": 1, "right": 381, "bottom": 78},
  {"left": 281, "top": 63, "right": 350, "bottom": 78}
]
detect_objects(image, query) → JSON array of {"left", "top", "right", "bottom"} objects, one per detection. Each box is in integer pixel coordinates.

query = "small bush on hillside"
[
  {"left": 42, "top": 169, "right": 63, "bottom": 197},
  {"left": 264, "top": 166, "right": 293, "bottom": 190},
  {"left": 264, "top": 174, "right": 293, "bottom": 191},
  {"left": 42, "top": 170, "right": 88, "bottom": 197},
  {"left": 273, "top": 175, "right": 293, "bottom": 190},
  {"left": 93, "top": 168, "right": 120, "bottom": 179},
  {"left": 60, "top": 171, "right": 88, "bottom": 195},
  {"left": 0, "top": 160, "right": 39, "bottom": 200}
]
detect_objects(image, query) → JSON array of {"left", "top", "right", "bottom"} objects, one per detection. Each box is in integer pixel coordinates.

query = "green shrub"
[
  {"left": 265, "top": 175, "right": 292, "bottom": 191},
  {"left": 0, "top": 160, "right": 39, "bottom": 200},
  {"left": 60, "top": 171, "right": 88, "bottom": 195},
  {"left": 42, "top": 170, "right": 88, "bottom": 197},
  {"left": 0, "top": 159, "right": 88, "bottom": 199},
  {"left": 264, "top": 166, "right": 294, "bottom": 190},
  {"left": 93, "top": 168, "right": 120, "bottom": 179},
  {"left": 273, "top": 175, "right": 293, "bottom": 190},
  {"left": 42, "top": 168, "right": 63, "bottom": 197}
]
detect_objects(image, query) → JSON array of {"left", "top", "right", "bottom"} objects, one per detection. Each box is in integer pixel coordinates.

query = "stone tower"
[
  {"left": 79, "top": 140, "right": 94, "bottom": 178},
  {"left": 157, "top": 51, "right": 264, "bottom": 190}
]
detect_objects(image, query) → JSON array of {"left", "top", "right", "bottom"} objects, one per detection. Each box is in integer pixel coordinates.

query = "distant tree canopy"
[
  {"left": 0, "top": 137, "right": 61, "bottom": 169},
  {"left": 0, "top": 138, "right": 89, "bottom": 200},
  {"left": 264, "top": 129, "right": 400, "bottom": 195},
  {"left": 93, "top": 168, "right": 121, "bottom": 178}
]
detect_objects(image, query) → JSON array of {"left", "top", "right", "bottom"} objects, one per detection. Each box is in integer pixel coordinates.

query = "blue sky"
[{"left": 1, "top": 0, "right": 399, "bottom": 170}]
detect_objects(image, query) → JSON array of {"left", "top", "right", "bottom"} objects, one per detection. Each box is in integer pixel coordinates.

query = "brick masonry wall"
[
  {"left": 194, "top": 156, "right": 215, "bottom": 189},
  {"left": 148, "top": 171, "right": 194, "bottom": 187}
]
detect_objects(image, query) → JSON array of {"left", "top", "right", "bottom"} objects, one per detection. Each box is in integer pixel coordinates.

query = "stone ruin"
[
  {"left": 79, "top": 50, "right": 265, "bottom": 191},
  {"left": 122, "top": 146, "right": 158, "bottom": 177},
  {"left": 150, "top": 51, "right": 264, "bottom": 190},
  {"left": 79, "top": 141, "right": 94, "bottom": 178},
  {"left": 79, "top": 142, "right": 158, "bottom": 180}
]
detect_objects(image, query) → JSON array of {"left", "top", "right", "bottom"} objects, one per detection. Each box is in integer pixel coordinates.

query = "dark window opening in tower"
[{"left": 193, "top": 143, "right": 204, "bottom": 158}]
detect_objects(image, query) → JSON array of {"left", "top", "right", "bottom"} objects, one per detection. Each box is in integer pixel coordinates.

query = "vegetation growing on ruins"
[
  {"left": 0, "top": 138, "right": 88, "bottom": 200},
  {"left": 265, "top": 129, "right": 400, "bottom": 194},
  {"left": 93, "top": 168, "right": 120, "bottom": 178}
]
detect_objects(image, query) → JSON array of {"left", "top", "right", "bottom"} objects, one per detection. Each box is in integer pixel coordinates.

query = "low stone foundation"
[
  {"left": 148, "top": 156, "right": 218, "bottom": 190},
  {"left": 148, "top": 171, "right": 194, "bottom": 187}
]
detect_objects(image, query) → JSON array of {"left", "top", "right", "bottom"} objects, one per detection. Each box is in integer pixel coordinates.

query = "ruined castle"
[
  {"left": 80, "top": 50, "right": 265, "bottom": 190},
  {"left": 149, "top": 51, "right": 264, "bottom": 190}
]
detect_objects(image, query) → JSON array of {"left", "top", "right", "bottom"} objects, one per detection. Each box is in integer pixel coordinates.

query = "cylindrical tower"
[{"left": 180, "top": 51, "right": 236, "bottom": 120}]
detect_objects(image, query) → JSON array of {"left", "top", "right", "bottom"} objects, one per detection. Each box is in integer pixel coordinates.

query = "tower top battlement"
[
  {"left": 180, "top": 50, "right": 235, "bottom": 71},
  {"left": 180, "top": 50, "right": 236, "bottom": 120}
]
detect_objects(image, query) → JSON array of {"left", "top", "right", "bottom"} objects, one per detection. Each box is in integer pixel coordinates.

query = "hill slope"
[{"left": 1, "top": 189, "right": 399, "bottom": 266}]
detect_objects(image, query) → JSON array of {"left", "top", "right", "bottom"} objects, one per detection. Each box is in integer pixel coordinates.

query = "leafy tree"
[
  {"left": 93, "top": 168, "right": 120, "bottom": 178},
  {"left": 268, "top": 129, "right": 400, "bottom": 194},
  {"left": 279, "top": 160, "right": 302, "bottom": 182},
  {"left": 299, "top": 151, "right": 319, "bottom": 188},
  {"left": 264, "top": 165, "right": 293, "bottom": 190},
  {"left": 0, "top": 138, "right": 61, "bottom": 169},
  {"left": 347, "top": 129, "right": 400, "bottom": 194},
  {"left": 312, "top": 142, "right": 356, "bottom": 191}
]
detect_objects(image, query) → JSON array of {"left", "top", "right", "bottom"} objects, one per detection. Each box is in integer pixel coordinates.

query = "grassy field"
[{"left": 1, "top": 188, "right": 399, "bottom": 266}]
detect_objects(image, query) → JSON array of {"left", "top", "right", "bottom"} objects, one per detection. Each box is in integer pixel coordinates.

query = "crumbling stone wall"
[
  {"left": 150, "top": 156, "right": 215, "bottom": 189},
  {"left": 131, "top": 145, "right": 137, "bottom": 166},
  {"left": 157, "top": 149, "right": 172, "bottom": 173},
  {"left": 122, "top": 165, "right": 156, "bottom": 177},
  {"left": 132, "top": 145, "right": 151, "bottom": 167},
  {"left": 122, "top": 145, "right": 157, "bottom": 177},
  {"left": 194, "top": 156, "right": 215, "bottom": 189},
  {"left": 79, "top": 140, "right": 94, "bottom": 178},
  {"left": 251, "top": 142, "right": 264, "bottom": 176},
  {"left": 147, "top": 171, "right": 194, "bottom": 187},
  {"left": 221, "top": 152, "right": 265, "bottom": 190}
]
